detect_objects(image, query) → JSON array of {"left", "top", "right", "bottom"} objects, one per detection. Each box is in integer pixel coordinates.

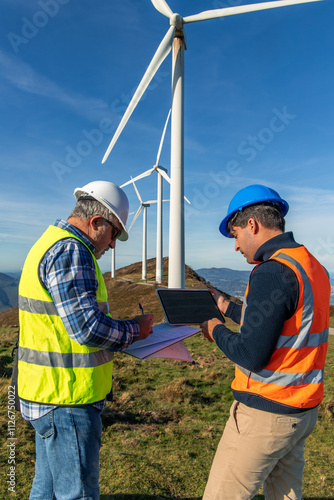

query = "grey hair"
[
  {"left": 69, "top": 199, "right": 118, "bottom": 224},
  {"left": 226, "top": 202, "right": 285, "bottom": 234}
]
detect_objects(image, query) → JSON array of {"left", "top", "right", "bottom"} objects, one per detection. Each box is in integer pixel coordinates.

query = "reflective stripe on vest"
[
  {"left": 18, "top": 225, "right": 114, "bottom": 405},
  {"left": 19, "top": 296, "right": 109, "bottom": 317},
  {"left": 236, "top": 364, "right": 324, "bottom": 387},
  {"left": 275, "top": 252, "right": 314, "bottom": 349},
  {"left": 19, "top": 296, "right": 58, "bottom": 316},
  {"left": 19, "top": 346, "right": 113, "bottom": 368},
  {"left": 231, "top": 246, "right": 330, "bottom": 409}
]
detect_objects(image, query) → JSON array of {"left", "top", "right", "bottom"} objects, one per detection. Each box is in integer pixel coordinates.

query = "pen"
[{"left": 139, "top": 303, "right": 144, "bottom": 315}]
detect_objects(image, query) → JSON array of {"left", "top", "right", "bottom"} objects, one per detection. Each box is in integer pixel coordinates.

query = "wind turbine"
[
  {"left": 121, "top": 109, "right": 190, "bottom": 283},
  {"left": 129, "top": 179, "right": 168, "bottom": 281},
  {"left": 110, "top": 210, "right": 134, "bottom": 279},
  {"left": 121, "top": 110, "right": 171, "bottom": 283},
  {"left": 102, "top": 0, "right": 323, "bottom": 288}
]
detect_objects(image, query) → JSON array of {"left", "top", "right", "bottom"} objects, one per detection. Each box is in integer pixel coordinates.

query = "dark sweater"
[{"left": 212, "top": 231, "right": 309, "bottom": 414}]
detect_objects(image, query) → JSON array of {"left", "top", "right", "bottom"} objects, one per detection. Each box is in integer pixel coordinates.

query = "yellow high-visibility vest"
[{"left": 18, "top": 225, "right": 113, "bottom": 405}]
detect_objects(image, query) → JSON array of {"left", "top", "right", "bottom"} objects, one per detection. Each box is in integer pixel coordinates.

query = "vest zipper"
[{"left": 247, "top": 371, "right": 252, "bottom": 389}]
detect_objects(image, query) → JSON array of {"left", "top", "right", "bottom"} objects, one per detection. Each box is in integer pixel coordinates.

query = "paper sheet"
[
  {"left": 144, "top": 340, "right": 193, "bottom": 362},
  {"left": 124, "top": 322, "right": 199, "bottom": 361}
]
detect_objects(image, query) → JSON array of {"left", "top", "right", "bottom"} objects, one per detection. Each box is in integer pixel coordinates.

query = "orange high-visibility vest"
[{"left": 231, "top": 246, "right": 330, "bottom": 409}]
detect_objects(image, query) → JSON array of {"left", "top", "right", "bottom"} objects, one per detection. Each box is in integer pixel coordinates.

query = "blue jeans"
[{"left": 29, "top": 406, "right": 102, "bottom": 500}]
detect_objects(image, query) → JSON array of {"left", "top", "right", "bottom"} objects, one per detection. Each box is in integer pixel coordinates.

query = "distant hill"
[
  {"left": 196, "top": 267, "right": 249, "bottom": 301},
  {"left": 197, "top": 267, "right": 334, "bottom": 305},
  {"left": 1, "top": 260, "right": 332, "bottom": 326},
  {"left": 0, "top": 257, "right": 236, "bottom": 328},
  {"left": 0, "top": 272, "right": 19, "bottom": 313}
]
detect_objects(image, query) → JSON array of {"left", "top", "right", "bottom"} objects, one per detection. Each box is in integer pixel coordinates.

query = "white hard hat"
[{"left": 74, "top": 181, "right": 129, "bottom": 241}]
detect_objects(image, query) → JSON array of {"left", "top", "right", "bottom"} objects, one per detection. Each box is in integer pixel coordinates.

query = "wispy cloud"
[
  {"left": 0, "top": 49, "right": 109, "bottom": 122},
  {"left": 0, "top": 197, "right": 67, "bottom": 243},
  {"left": 284, "top": 184, "right": 334, "bottom": 204}
]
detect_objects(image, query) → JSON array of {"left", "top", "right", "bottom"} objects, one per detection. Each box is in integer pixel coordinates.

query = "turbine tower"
[
  {"left": 102, "top": 0, "right": 322, "bottom": 288},
  {"left": 129, "top": 179, "right": 166, "bottom": 281},
  {"left": 111, "top": 247, "right": 115, "bottom": 278}
]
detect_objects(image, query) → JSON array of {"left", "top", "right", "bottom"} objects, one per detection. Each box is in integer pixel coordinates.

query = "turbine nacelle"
[
  {"left": 153, "top": 165, "right": 167, "bottom": 172},
  {"left": 170, "top": 13, "right": 183, "bottom": 30}
]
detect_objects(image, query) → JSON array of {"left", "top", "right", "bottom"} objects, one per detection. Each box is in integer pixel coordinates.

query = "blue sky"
[{"left": 1, "top": 0, "right": 334, "bottom": 276}]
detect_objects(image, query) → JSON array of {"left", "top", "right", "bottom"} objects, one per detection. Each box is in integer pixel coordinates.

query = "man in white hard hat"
[
  {"left": 200, "top": 184, "right": 330, "bottom": 500},
  {"left": 18, "top": 181, "right": 154, "bottom": 499}
]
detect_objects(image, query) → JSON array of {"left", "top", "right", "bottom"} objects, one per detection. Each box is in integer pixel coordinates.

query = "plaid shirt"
[{"left": 20, "top": 219, "right": 140, "bottom": 420}]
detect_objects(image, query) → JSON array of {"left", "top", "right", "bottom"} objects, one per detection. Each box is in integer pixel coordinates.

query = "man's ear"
[
  {"left": 247, "top": 218, "right": 260, "bottom": 235},
  {"left": 90, "top": 215, "right": 103, "bottom": 231}
]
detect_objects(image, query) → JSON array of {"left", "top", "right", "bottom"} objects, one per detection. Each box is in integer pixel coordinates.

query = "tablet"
[{"left": 156, "top": 288, "right": 225, "bottom": 325}]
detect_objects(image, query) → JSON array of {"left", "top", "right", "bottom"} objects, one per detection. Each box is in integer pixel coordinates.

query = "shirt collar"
[
  {"left": 253, "top": 231, "right": 301, "bottom": 263},
  {"left": 54, "top": 219, "right": 95, "bottom": 253}
]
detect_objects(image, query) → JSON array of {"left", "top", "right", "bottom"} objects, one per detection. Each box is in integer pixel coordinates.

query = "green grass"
[{"left": 1, "top": 326, "right": 334, "bottom": 499}]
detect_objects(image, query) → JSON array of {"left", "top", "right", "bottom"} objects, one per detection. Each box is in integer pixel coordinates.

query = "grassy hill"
[{"left": 0, "top": 259, "right": 333, "bottom": 499}]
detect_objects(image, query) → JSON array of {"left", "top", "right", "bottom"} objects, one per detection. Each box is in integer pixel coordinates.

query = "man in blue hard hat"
[{"left": 200, "top": 184, "right": 330, "bottom": 500}]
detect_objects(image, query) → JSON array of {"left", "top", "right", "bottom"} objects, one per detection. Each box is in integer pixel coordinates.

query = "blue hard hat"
[{"left": 219, "top": 184, "right": 289, "bottom": 238}]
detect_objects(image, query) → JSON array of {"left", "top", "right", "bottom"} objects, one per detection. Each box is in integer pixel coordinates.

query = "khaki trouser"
[{"left": 203, "top": 401, "right": 318, "bottom": 500}]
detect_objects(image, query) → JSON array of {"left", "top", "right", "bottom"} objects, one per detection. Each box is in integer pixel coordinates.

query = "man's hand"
[
  {"left": 200, "top": 318, "right": 224, "bottom": 342},
  {"left": 132, "top": 314, "right": 154, "bottom": 341},
  {"left": 209, "top": 288, "right": 229, "bottom": 315}
]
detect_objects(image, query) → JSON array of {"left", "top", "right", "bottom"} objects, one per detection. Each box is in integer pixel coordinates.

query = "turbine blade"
[
  {"left": 129, "top": 206, "right": 142, "bottom": 231},
  {"left": 151, "top": 0, "right": 174, "bottom": 18},
  {"left": 147, "top": 197, "right": 172, "bottom": 204},
  {"left": 183, "top": 0, "right": 322, "bottom": 24},
  {"left": 157, "top": 167, "right": 171, "bottom": 183},
  {"left": 120, "top": 168, "right": 154, "bottom": 187},
  {"left": 156, "top": 167, "right": 189, "bottom": 203},
  {"left": 155, "top": 108, "right": 171, "bottom": 166},
  {"left": 132, "top": 179, "right": 142, "bottom": 204},
  {"left": 102, "top": 26, "right": 175, "bottom": 164}
]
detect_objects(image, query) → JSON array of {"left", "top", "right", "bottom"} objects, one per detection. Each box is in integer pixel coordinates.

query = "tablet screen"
[{"left": 156, "top": 289, "right": 225, "bottom": 325}]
